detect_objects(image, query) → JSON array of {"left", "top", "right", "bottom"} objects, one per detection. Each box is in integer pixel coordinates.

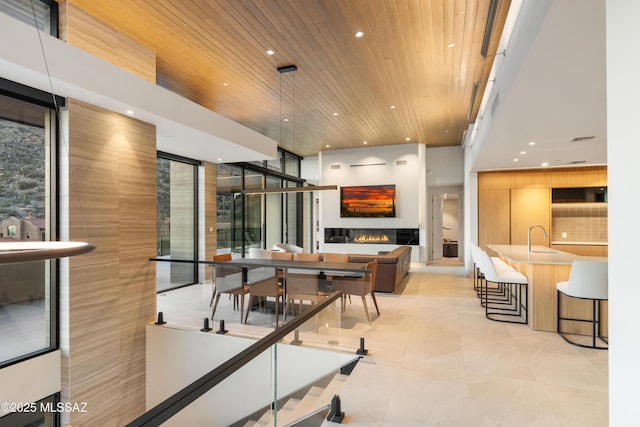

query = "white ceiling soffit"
[
  {"left": 0, "top": 13, "right": 277, "bottom": 164},
  {"left": 470, "top": 0, "right": 607, "bottom": 172}
]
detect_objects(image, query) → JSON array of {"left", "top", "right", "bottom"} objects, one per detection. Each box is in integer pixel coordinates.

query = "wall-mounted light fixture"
[
  {"left": 481, "top": 0, "right": 499, "bottom": 57},
  {"left": 467, "top": 81, "right": 480, "bottom": 121}
]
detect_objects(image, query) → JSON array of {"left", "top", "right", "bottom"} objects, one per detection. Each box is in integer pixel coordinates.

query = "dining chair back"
[
  {"left": 270, "top": 251, "right": 294, "bottom": 261},
  {"left": 323, "top": 253, "right": 350, "bottom": 263},
  {"left": 293, "top": 253, "right": 322, "bottom": 262}
]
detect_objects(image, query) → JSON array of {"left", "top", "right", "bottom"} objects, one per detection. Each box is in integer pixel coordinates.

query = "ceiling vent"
[
  {"left": 396, "top": 160, "right": 408, "bottom": 166},
  {"left": 570, "top": 136, "right": 595, "bottom": 142},
  {"left": 569, "top": 160, "right": 587, "bottom": 164},
  {"left": 330, "top": 164, "right": 341, "bottom": 170}
]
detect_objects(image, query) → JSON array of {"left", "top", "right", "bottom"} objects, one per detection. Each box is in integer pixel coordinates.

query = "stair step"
[
  {"left": 274, "top": 397, "right": 301, "bottom": 426},
  {"left": 280, "top": 373, "right": 348, "bottom": 426}
]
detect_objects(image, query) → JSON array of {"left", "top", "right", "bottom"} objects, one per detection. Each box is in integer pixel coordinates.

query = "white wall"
[
  {"left": 301, "top": 155, "right": 319, "bottom": 185},
  {"left": 606, "top": 1, "right": 640, "bottom": 425},
  {"left": 426, "top": 146, "right": 464, "bottom": 187},
  {"left": 0, "top": 351, "right": 61, "bottom": 417},
  {"left": 317, "top": 144, "right": 424, "bottom": 261}
]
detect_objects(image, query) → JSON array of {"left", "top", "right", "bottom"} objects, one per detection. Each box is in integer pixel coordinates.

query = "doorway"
[{"left": 430, "top": 186, "right": 463, "bottom": 262}]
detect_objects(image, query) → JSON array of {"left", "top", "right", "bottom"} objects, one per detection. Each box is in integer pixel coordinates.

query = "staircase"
[{"left": 236, "top": 359, "right": 358, "bottom": 427}]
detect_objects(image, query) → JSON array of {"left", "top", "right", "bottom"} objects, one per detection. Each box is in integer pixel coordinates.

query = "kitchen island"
[{"left": 487, "top": 244, "right": 607, "bottom": 333}]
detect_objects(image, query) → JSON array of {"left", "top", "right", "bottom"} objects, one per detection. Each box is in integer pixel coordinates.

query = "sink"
[{"left": 530, "top": 249, "right": 560, "bottom": 254}]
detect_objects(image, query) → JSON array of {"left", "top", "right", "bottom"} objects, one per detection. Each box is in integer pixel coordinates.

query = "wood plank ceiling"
[{"left": 65, "top": 0, "right": 511, "bottom": 158}]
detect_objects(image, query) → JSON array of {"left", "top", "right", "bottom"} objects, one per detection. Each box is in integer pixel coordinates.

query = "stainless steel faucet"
[{"left": 527, "top": 224, "right": 548, "bottom": 252}]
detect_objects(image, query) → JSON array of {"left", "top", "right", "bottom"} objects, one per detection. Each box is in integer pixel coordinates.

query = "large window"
[
  {"left": 0, "top": 91, "right": 56, "bottom": 367},
  {"left": 216, "top": 150, "right": 303, "bottom": 257},
  {"left": 156, "top": 153, "right": 199, "bottom": 292}
]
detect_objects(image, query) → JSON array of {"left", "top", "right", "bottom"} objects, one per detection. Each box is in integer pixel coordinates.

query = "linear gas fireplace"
[{"left": 324, "top": 228, "right": 419, "bottom": 245}]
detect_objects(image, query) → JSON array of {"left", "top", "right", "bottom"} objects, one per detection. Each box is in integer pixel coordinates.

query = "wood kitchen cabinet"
[
  {"left": 478, "top": 188, "right": 510, "bottom": 249},
  {"left": 477, "top": 167, "right": 606, "bottom": 249},
  {"left": 510, "top": 188, "right": 550, "bottom": 246}
]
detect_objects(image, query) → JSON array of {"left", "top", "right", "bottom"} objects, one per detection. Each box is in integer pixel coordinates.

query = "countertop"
[
  {"left": 487, "top": 244, "right": 606, "bottom": 265},
  {"left": 551, "top": 241, "right": 608, "bottom": 246}
]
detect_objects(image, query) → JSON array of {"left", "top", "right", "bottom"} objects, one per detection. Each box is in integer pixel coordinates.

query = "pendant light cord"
[{"left": 31, "top": 0, "right": 92, "bottom": 245}]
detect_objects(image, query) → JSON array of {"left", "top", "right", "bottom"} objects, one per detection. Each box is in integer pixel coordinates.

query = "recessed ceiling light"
[
  {"left": 528, "top": 141, "right": 536, "bottom": 146},
  {"left": 513, "top": 158, "right": 519, "bottom": 162},
  {"left": 444, "top": 130, "right": 449, "bottom": 133},
  {"left": 520, "top": 151, "right": 526, "bottom": 155},
  {"left": 223, "top": 82, "right": 229, "bottom": 86},
  {"left": 541, "top": 162, "right": 549, "bottom": 167},
  {"left": 363, "top": 141, "right": 368, "bottom": 145},
  {"left": 448, "top": 42, "right": 455, "bottom": 48},
  {"left": 326, "top": 144, "right": 330, "bottom": 148},
  {"left": 283, "top": 118, "right": 289, "bottom": 122},
  {"left": 217, "top": 158, "right": 222, "bottom": 162},
  {"left": 266, "top": 49, "right": 275, "bottom": 55},
  {"left": 390, "top": 105, "right": 396, "bottom": 109},
  {"left": 332, "top": 112, "right": 339, "bottom": 116},
  {"left": 405, "top": 137, "right": 410, "bottom": 141},
  {"left": 355, "top": 31, "right": 364, "bottom": 38},
  {"left": 126, "top": 110, "right": 134, "bottom": 115}
]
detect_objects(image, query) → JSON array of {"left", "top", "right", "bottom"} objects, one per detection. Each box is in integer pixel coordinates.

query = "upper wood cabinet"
[
  {"left": 477, "top": 166, "right": 606, "bottom": 248},
  {"left": 478, "top": 188, "right": 510, "bottom": 249},
  {"left": 510, "top": 188, "right": 550, "bottom": 246}
]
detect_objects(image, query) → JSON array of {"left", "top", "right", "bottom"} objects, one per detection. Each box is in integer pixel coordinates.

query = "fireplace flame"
[{"left": 354, "top": 233, "right": 390, "bottom": 243}]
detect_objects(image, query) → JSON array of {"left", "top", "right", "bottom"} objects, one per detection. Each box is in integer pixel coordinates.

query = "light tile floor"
[{"left": 157, "top": 261, "right": 609, "bottom": 427}]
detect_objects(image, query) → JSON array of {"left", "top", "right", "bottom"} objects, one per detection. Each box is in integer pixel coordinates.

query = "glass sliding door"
[
  {"left": 216, "top": 153, "right": 304, "bottom": 257},
  {"left": 156, "top": 154, "right": 198, "bottom": 292}
]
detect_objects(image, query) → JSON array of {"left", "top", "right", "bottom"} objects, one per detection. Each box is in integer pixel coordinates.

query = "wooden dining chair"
[
  {"left": 270, "top": 250, "right": 293, "bottom": 286},
  {"left": 210, "top": 258, "right": 249, "bottom": 323},
  {"left": 284, "top": 253, "right": 325, "bottom": 320},
  {"left": 209, "top": 253, "right": 232, "bottom": 307},
  {"left": 244, "top": 266, "right": 283, "bottom": 326},
  {"left": 334, "top": 260, "right": 380, "bottom": 324},
  {"left": 322, "top": 253, "right": 351, "bottom": 297}
]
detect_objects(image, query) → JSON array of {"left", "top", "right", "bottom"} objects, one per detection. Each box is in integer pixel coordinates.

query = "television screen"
[{"left": 340, "top": 185, "right": 396, "bottom": 218}]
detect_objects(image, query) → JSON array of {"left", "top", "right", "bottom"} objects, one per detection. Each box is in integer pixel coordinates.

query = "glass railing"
[{"left": 135, "top": 257, "right": 369, "bottom": 426}]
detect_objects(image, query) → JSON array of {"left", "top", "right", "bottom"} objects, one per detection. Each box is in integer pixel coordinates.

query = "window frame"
[
  {"left": 0, "top": 79, "right": 59, "bottom": 369},
  {"left": 156, "top": 151, "right": 201, "bottom": 291}
]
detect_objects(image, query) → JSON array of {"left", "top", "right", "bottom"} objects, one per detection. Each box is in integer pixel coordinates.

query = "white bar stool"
[
  {"left": 556, "top": 260, "right": 608, "bottom": 349},
  {"left": 475, "top": 246, "right": 528, "bottom": 324}
]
